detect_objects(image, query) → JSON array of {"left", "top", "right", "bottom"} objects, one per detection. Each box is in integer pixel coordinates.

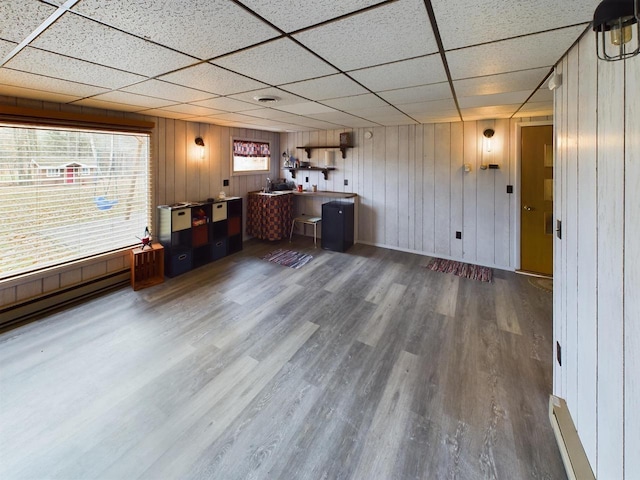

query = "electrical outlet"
[
  {"left": 223, "top": 179, "right": 229, "bottom": 186},
  {"left": 344, "top": 179, "right": 348, "bottom": 186},
  {"left": 455, "top": 231, "right": 462, "bottom": 239},
  {"left": 506, "top": 185, "right": 513, "bottom": 194}
]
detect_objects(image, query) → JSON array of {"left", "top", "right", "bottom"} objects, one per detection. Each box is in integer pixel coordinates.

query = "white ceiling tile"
[
  {"left": 71, "top": 98, "right": 144, "bottom": 112},
  {"left": 414, "top": 114, "right": 462, "bottom": 124},
  {"left": 122, "top": 80, "right": 213, "bottom": 103},
  {"left": 281, "top": 74, "right": 368, "bottom": 100},
  {"left": 272, "top": 115, "right": 341, "bottom": 129},
  {"left": 377, "top": 82, "right": 452, "bottom": 105},
  {"left": 228, "top": 87, "right": 308, "bottom": 108},
  {"left": 136, "top": 108, "right": 198, "bottom": 120},
  {"left": 349, "top": 55, "right": 447, "bottom": 92},
  {"left": 458, "top": 90, "right": 531, "bottom": 109},
  {"left": 160, "top": 104, "right": 225, "bottom": 116},
  {"left": 432, "top": 0, "right": 597, "bottom": 50},
  {"left": 208, "top": 112, "right": 265, "bottom": 123},
  {"left": 85, "top": 91, "right": 175, "bottom": 109},
  {"left": 453, "top": 68, "right": 551, "bottom": 97},
  {"left": 0, "top": 39, "right": 18, "bottom": 60},
  {"left": 240, "top": 108, "right": 299, "bottom": 120},
  {"left": 159, "top": 63, "right": 268, "bottom": 96},
  {"left": 398, "top": 98, "right": 458, "bottom": 115},
  {"left": 274, "top": 102, "right": 338, "bottom": 115},
  {"left": 0, "top": 0, "right": 58, "bottom": 43},
  {"left": 320, "top": 94, "right": 387, "bottom": 110},
  {"left": 294, "top": 0, "right": 437, "bottom": 70},
  {"left": 191, "top": 97, "right": 257, "bottom": 112},
  {"left": 306, "top": 111, "right": 378, "bottom": 128},
  {"left": 529, "top": 88, "right": 554, "bottom": 103},
  {"left": 0, "top": 84, "right": 79, "bottom": 104},
  {"left": 214, "top": 38, "right": 337, "bottom": 85},
  {"left": 516, "top": 101, "right": 554, "bottom": 116},
  {"left": 0, "top": 68, "right": 109, "bottom": 98},
  {"left": 369, "top": 115, "right": 418, "bottom": 126},
  {"left": 447, "top": 26, "right": 586, "bottom": 80},
  {"left": 30, "top": 14, "right": 195, "bottom": 77},
  {"left": 460, "top": 105, "right": 521, "bottom": 120},
  {"left": 6, "top": 47, "right": 145, "bottom": 89},
  {"left": 237, "top": 0, "right": 388, "bottom": 32},
  {"left": 72, "top": 0, "right": 280, "bottom": 59}
]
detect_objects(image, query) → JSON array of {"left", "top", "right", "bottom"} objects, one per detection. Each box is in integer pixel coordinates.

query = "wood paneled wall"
[
  {"left": 281, "top": 116, "right": 550, "bottom": 270},
  {"left": 0, "top": 95, "right": 279, "bottom": 320},
  {"left": 553, "top": 34, "right": 639, "bottom": 479}
]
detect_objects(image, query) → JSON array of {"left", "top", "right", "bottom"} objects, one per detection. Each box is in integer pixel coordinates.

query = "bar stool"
[{"left": 290, "top": 214, "right": 322, "bottom": 247}]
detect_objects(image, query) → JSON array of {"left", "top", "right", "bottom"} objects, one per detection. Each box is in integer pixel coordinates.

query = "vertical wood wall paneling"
[
  {"left": 576, "top": 35, "right": 598, "bottom": 469},
  {"left": 449, "top": 123, "right": 464, "bottom": 259},
  {"left": 197, "top": 124, "right": 210, "bottom": 200},
  {"left": 508, "top": 118, "right": 518, "bottom": 268},
  {"left": 624, "top": 54, "right": 640, "bottom": 480},
  {"left": 385, "top": 126, "right": 400, "bottom": 247},
  {"left": 372, "top": 126, "right": 386, "bottom": 244},
  {"left": 186, "top": 122, "right": 200, "bottom": 199},
  {"left": 398, "top": 125, "right": 410, "bottom": 250},
  {"left": 596, "top": 53, "right": 625, "bottom": 480},
  {"left": 173, "top": 121, "right": 187, "bottom": 202},
  {"left": 164, "top": 120, "right": 176, "bottom": 206},
  {"left": 476, "top": 120, "right": 496, "bottom": 266},
  {"left": 462, "top": 122, "right": 478, "bottom": 262},
  {"left": 155, "top": 117, "right": 166, "bottom": 209},
  {"left": 362, "top": 128, "right": 375, "bottom": 243},
  {"left": 553, "top": 58, "right": 566, "bottom": 401},
  {"left": 565, "top": 45, "right": 580, "bottom": 420},
  {"left": 434, "top": 123, "right": 451, "bottom": 256},
  {"left": 560, "top": 56, "right": 569, "bottom": 411},
  {"left": 493, "top": 119, "right": 511, "bottom": 268},
  {"left": 413, "top": 125, "right": 424, "bottom": 252},
  {"left": 422, "top": 124, "right": 436, "bottom": 253}
]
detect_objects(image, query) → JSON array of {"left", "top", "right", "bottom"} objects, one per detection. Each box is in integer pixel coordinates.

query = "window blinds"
[{"left": 0, "top": 123, "right": 150, "bottom": 280}]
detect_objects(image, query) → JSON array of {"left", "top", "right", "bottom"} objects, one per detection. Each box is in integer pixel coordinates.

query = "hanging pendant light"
[{"left": 593, "top": 0, "right": 640, "bottom": 61}]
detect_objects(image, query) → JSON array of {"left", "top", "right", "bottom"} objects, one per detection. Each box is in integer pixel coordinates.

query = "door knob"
[{"left": 523, "top": 205, "right": 534, "bottom": 211}]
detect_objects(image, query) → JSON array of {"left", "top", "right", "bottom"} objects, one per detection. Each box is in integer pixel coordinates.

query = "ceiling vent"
[{"left": 253, "top": 95, "right": 280, "bottom": 104}]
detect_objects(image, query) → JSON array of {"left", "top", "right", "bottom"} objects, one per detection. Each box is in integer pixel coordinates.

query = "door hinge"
[
  {"left": 556, "top": 220, "right": 562, "bottom": 239},
  {"left": 556, "top": 341, "right": 562, "bottom": 366}
]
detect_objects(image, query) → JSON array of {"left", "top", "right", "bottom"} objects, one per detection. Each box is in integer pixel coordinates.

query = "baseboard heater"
[
  {"left": 0, "top": 270, "right": 129, "bottom": 329},
  {"left": 549, "top": 395, "right": 595, "bottom": 480}
]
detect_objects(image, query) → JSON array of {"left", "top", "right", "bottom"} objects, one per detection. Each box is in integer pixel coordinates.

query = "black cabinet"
[
  {"left": 157, "top": 197, "right": 243, "bottom": 277},
  {"left": 321, "top": 201, "right": 354, "bottom": 252}
]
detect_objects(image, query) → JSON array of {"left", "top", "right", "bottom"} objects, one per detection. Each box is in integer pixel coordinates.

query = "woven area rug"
[
  {"left": 262, "top": 249, "right": 313, "bottom": 269},
  {"left": 426, "top": 258, "right": 493, "bottom": 282}
]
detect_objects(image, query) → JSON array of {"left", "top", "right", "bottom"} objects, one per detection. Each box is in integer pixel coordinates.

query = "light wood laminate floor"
[{"left": 0, "top": 239, "right": 565, "bottom": 480}]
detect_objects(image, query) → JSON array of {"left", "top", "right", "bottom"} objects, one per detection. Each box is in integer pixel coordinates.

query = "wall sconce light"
[
  {"left": 593, "top": 0, "right": 639, "bottom": 61},
  {"left": 195, "top": 136, "right": 205, "bottom": 159},
  {"left": 483, "top": 128, "right": 495, "bottom": 153}
]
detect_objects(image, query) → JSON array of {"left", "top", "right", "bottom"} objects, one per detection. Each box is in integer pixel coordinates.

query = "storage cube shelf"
[{"left": 157, "top": 197, "right": 243, "bottom": 277}]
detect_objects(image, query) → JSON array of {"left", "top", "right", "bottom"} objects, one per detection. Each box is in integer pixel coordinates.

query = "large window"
[
  {"left": 0, "top": 124, "right": 150, "bottom": 280},
  {"left": 231, "top": 138, "right": 271, "bottom": 175}
]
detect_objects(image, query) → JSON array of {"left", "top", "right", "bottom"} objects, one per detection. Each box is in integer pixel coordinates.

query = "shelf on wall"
[
  {"left": 284, "top": 166, "right": 336, "bottom": 180},
  {"left": 296, "top": 145, "right": 351, "bottom": 159}
]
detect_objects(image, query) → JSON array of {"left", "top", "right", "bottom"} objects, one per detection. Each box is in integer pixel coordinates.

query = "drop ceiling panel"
[
  {"left": 294, "top": 0, "right": 437, "bottom": 71},
  {"left": 136, "top": 109, "right": 198, "bottom": 120},
  {"left": 365, "top": 114, "right": 419, "bottom": 126},
  {"left": 159, "top": 104, "right": 225, "bottom": 117},
  {"left": 31, "top": 13, "right": 196, "bottom": 77},
  {"left": 72, "top": 98, "right": 145, "bottom": 112},
  {"left": 228, "top": 87, "right": 309, "bottom": 108},
  {"left": 453, "top": 67, "right": 550, "bottom": 97},
  {"left": 83, "top": 91, "right": 175, "bottom": 109},
  {"left": 378, "top": 82, "right": 452, "bottom": 105},
  {"left": 0, "top": 68, "right": 109, "bottom": 98},
  {"left": 122, "top": 80, "right": 213, "bottom": 103},
  {"left": 458, "top": 90, "right": 531, "bottom": 109},
  {"left": 0, "top": 84, "right": 79, "bottom": 104},
  {"left": 208, "top": 112, "right": 266, "bottom": 123},
  {"left": 460, "top": 105, "right": 521, "bottom": 120},
  {"left": 191, "top": 97, "right": 257, "bottom": 112},
  {"left": 432, "top": 0, "right": 597, "bottom": 50},
  {"left": 159, "top": 63, "right": 267, "bottom": 96},
  {"left": 412, "top": 113, "right": 461, "bottom": 124},
  {"left": 0, "top": 0, "right": 57, "bottom": 43},
  {"left": 447, "top": 26, "right": 586, "bottom": 80},
  {"left": 397, "top": 98, "right": 458, "bottom": 115},
  {"left": 237, "top": 0, "right": 387, "bottom": 32},
  {"left": 72, "top": 0, "right": 281, "bottom": 59},
  {"left": 0, "top": 39, "right": 18, "bottom": 59},
  {"left": 6, "top": 47, "right": 145, "bottom": 90},
  {"left": 528, "top": 88, "right": 553, "bottom": 103},
  {"left": 306, "top": 111, "right": 379, "bottom": 128},
  {"left": 240, "top": 108, "right": 299, "bottom": 120},
  {"left": 281, "top": 74, "right": 369, "bottom": 101},
  {"left": 321, "top": 94, "right": 388, "bottom": 110},
  {"left": 213, "top": 38, "right": 337, "bottom": 85},
  {"left": 515, "top": 102, "right": 553, "bottom": 116},
  {"left": 274, "top": 102, "right": 338, "bottom": 115},
  {"left": 349, "top": 55, "right": 446, "bottom": 92}
]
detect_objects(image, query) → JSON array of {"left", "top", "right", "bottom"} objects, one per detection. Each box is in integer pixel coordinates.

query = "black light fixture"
[
  {"left": 483, "top": 128, "right": 495, "bottom": 153},
  {"left": 593, "top": 0, "right": 639, "bottom": 61},
  {"left": 195, "top": 137, "right": 205, "bottom": 159}
]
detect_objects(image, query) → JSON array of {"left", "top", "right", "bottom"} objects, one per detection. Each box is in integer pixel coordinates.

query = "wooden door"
[{"left": 521, "top": 125, "right": 553, "bottom": 276}]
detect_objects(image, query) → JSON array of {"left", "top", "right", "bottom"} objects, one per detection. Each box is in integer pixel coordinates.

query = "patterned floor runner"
[
  {"left": 262, "top": 249, "right": 313, "bottom": 269},
  {"left": 426, "top": 258, "right": 493, "bottom": 282}
]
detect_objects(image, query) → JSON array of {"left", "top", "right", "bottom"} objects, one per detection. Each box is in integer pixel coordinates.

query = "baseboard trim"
[
  {"left": 0, "top": 270, "right": 129, "bottom": 329},
  {"left": 549, "top": 395, "right": 595, "bottom": 480}
]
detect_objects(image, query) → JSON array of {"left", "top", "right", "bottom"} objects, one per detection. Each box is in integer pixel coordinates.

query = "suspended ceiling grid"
[{"left": 0, "top": 0, "right": 599, "bottom": 131}]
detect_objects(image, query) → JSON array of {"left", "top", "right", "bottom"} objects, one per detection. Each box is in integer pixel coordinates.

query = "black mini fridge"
[{"left": 321, "top": 201, "right": 354, "bottom": 252}]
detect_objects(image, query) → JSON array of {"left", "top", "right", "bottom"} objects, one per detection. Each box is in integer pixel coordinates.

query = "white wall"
[
  {"left": 281, "top": 117, "right": 550, "bottom": 270},
  {"left": 553, "top": 33, "right": 639, "bottom": 479}
]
